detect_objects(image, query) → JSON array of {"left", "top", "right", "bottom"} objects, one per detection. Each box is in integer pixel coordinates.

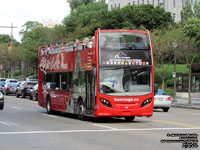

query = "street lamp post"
[{"left": 173, "top": 41, "right": 178, "bottom": 103}]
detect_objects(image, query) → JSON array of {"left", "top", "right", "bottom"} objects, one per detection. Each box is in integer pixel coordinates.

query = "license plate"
[{"left": 157, "top": 98, "right": 163, "bottom": 101}]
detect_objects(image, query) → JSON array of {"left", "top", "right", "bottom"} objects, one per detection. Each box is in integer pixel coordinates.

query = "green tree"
[
  {"left": 103, "top": 4, "right": 173, "bottom": 30},
  {"left": 20, "top": 21, "right": 43, "bottom": 42},
  {"left": 20, "top": 21, "right": 55, "bottom": 78},
  {"left": 63, "top": 1, "right": 108, "bottom": 41},
  {"left": 181, "top": 0, "right": 194, "bottom": 24},
  {"left": 194, "top": 0, "right": 200, "bottom": 19},
  {"left": 184, "top": 18, "right": 200, "bottom": 46},
  {"left": 0, "top": 34, "right": 11, "bottom": 44},
  {"left": 179, "top": 37, "right": 199, "bottom": 104},
  {"left": 67, "top": 0, "right": 95, "bottom": 11},
  {"left": 152, "top": 26, "right": 184, "bottom": 89}
]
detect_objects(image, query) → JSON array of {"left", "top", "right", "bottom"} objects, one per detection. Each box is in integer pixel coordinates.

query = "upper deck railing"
[{"left": 40, "top": 38, "right": 94, "bottom": 56}]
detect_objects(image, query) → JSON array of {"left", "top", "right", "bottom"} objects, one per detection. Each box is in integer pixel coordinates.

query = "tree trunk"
[
  {"left": 162, "top": 77, "right": 165, "bottom": 90},
  {"left": 188, "top": 65, "right": 192, "bottom": 105},
  {"left": 188, "top": 56, "right": 195, "bottom": 105}
]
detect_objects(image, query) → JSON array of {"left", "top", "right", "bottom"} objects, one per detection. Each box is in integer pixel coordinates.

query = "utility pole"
[
  {"left": 0, "top": 23, "right": 18, "bottom": 47},
  {"left": 0, "top": 23, "right": 18, "bottom": 78},
  {"left": 173, "top": 41, "right": 178, "bottom": 103}
]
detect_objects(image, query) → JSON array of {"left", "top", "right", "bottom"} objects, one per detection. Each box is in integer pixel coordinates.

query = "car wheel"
[
  {"left": 22, "top": 91, "right": 26, "bottom": 98},
  {"left": 125, "top": 116, "right": 135, "bottom": 122},
  {"left": 163, "top": 108, "right": 169, "bottom": 112},
  {"left": 16, "top": 91, "right": 19, "bottom": 98},
  {"left": 36, "top": 93, "right": 38, "bottom": 101},
  {"left": 0, "top": 104, "right": 3, "bottom": 110},
  {"left": 29, "top": 95, "right": 33, "bottom": 100}
]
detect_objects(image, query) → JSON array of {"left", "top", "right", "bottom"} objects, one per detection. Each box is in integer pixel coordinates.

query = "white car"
[{"left": 154, "top": 89, "right": 172, "bottom": 112}]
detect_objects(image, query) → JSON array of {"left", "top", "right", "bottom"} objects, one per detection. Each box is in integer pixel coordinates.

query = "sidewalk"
[{"left": 172, "top": 97, "right": 200, "bottom": 110}]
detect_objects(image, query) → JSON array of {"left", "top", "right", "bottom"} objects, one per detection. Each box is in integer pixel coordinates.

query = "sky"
[{"left": 0, "top": 0, "right": 71, "bottom": 42}]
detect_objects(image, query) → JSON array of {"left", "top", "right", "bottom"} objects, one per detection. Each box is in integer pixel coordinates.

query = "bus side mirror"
[
  {"left": 154, "top": 84, "right": 158, "bottom": 95},
  {"left": 93, "top": 68, "right": 96, "bottom": 77}
]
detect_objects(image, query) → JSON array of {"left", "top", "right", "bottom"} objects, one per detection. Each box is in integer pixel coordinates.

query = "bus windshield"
[{"left": 99, "top": 67, "right": 152, "bottom": 96}]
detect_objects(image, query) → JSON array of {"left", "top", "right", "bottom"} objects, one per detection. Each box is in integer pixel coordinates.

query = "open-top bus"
[{"left": 38, "top": 29, "right": 155, "bottom": 121}]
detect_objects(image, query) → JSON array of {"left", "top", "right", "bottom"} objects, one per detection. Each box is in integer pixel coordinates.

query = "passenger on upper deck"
[
  {"left": 82, "top": 37, "right": 89, "bottom": 49},
  {"left": 74, "top": 38, "right": 79, "bottom": 50},
  {"left": 88, "top": 36, "right": 95, "bottom": 48}
]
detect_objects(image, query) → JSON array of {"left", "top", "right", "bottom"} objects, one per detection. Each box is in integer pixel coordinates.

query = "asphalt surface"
[{"left": 0, "top": 95, "right": 199, "bottom": 150}]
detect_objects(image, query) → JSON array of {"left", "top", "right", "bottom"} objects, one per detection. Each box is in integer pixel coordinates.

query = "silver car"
[{"left": 154, "top": 89, "right": 172, "bottom": 112}]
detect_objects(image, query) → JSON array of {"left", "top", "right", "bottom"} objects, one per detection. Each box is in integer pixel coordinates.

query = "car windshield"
[
  {"left": 9, "top": 80, "right": 18, "bottom": 83},
  {"left": 156, "top": 90, "right": 167, "bottom": 95},
  {"left": 99, "top": 67, "right": 152, "bottom": 96}
]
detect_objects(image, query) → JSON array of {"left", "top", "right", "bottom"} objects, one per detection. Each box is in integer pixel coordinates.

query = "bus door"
[{"left": 85, "top": 71, "right": 96, "bottom": 115}]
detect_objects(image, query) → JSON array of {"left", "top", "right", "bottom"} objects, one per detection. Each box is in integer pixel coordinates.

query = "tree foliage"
[
  {"left": 67, "top": 0, "right": 95, "bottom": 11},
  {"left": 184, "top": 18, "right": 200, "bottom": 47},
  {"left": 103, "top": 4, "right": 173, "bottom": 30},
  {"left": 194, "top": 0, "right": 200, "bottom": 19},
  {"left": 181, "top": 0, "right": 194, "bottom": 24},
  {"left": 63, "top": 3, "right": 173, "bottom": 41},
  {"left": 0, "top": 34, "right": 11, "bottom": 44},
  {"left": 63, "top": 1, "right": 108, "bottom": 41}
]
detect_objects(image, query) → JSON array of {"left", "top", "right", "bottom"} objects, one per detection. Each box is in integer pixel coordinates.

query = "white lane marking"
[
  {"left": 0, "top": 127, "right": 200, "bottom": 135},
  {"left": 10, "top": 123, "right": 19, "bottom": 126},
  {"left": 0, "top": 121, "right": 11, "bottom": 126},
  {"left": 92, "top": 123, "right": 117, "bottom": 130},
  {"left": 153, "top": 113, "right": 171, "bottom": 117},
  {"left": 0, "top": 121, "right": 19, "bottom": 126},
  {"left": 191, "top": 113, "right": 200, "bottom": 116},
  {"left": 11, "top": 106, "right": 22, "bottom": 110},
  {"left": 42, "top": 114, "right": 57, "bottom": 118}
]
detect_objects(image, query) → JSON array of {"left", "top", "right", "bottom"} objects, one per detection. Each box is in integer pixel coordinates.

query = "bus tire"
[
  {"left": 77, "top": 100, "right": 85, "bottom": 120},
  {"left": 125, "top": 116, "right": 135, "bottom": 122},
  {"left": 46, "top": 96, "right": 52, "bottom": 114}
]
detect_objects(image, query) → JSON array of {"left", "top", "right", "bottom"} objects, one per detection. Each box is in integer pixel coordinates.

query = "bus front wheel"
[{"left": 125, "top": 116, "right": 135, "bottom": 122}]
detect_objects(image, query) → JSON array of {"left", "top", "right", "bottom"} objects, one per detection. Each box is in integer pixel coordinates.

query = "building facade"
[{"left": 108, "top": 0, "right": 198, "bottom": 22}]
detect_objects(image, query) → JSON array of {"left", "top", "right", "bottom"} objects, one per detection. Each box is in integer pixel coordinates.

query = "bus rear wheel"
[
  {"left": 125, "top": 116, "right": 135, "bottom": 122},
  {"left": 46, "top": 96, "right": 52, "bottom": 114},
  {"left": 77, "top": 101, "right": 85, "bottom": 120}
]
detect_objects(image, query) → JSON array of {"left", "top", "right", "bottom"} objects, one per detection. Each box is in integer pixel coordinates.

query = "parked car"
[
  {"left": 16, "top": 80, "right": 38, "bottom": 98},
  {"left": 0, "top": 84, "right": 3, "bottom": 93},
  {"left": 0, "top": 92, "right": 4, "bottom": 110},
  {"left": 29, "top": 84, "right": 38, "bottom": 101},
  {"left": 154, "top": 89, "right": 172, "bottom": 112},
  {"left": 3, "top": 79, "right": 19, "bottom": 95},
  {"left": 0, "top": 78, "right": 7, "bottom": 87}
]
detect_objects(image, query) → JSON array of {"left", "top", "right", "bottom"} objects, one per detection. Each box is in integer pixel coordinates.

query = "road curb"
[{"left": 172, "top": 104, "right": 200, "bottom": 110}]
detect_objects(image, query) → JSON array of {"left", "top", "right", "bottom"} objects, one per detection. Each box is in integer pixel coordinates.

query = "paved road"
[{"left": 0, "top": 96, "right": 199, "bottom": 150}]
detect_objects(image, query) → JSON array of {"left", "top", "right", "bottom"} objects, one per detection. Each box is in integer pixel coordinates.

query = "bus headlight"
[
  {"left": 100, "top": 98, "right": 112, "bottom": 108},
  {"left": 141, "top": 98, "right": 152, "bottom": 108}
]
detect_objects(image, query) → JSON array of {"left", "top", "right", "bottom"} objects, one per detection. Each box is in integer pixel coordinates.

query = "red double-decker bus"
[{"left": 38, "top": 29, "right": 155, "bottom": 121}]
